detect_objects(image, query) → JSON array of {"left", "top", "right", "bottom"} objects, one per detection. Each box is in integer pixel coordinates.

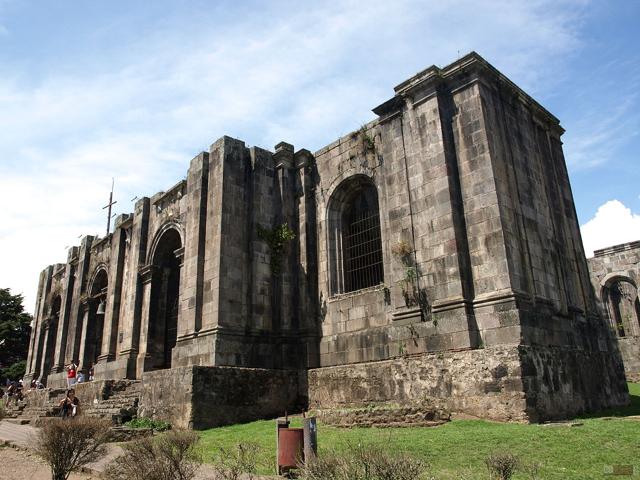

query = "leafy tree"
[{"left": 0, "top": 288, "right": 32, "bottom": 382}]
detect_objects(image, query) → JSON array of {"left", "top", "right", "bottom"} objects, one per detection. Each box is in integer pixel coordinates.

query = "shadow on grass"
[{"left": 578, "top": 382, "right": 640, "bottom": 419}]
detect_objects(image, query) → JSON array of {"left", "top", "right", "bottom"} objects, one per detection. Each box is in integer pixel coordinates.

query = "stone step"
[{"left": 9, "top": 381, "right": 142, "bottom": 426}]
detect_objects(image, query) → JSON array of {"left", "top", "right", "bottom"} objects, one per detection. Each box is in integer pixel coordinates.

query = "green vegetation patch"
[
  {"left": 124, "top": 417, "right": 171, "bottom": 432},
  {"left": 198, "top": 383, "right": 640, "bottom": 479}
]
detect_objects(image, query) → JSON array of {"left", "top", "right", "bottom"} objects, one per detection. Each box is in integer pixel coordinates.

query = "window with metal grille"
[{"left": 342, "top": 187, "right": 383, "bottom": 292}]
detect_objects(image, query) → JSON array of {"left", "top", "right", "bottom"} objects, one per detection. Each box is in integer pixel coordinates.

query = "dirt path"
[
  {"left": 0, "top": 445, "right": 97, "bottom": 480},
  {"left": 0, "top": 420, "right": 275, "bottom": 479}
]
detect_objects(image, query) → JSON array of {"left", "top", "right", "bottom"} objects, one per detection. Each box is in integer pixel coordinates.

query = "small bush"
[
  {"left": 485, "top": 452, "right": 519, "bottom": 480},
  {"left": 212, "top": 442, "right": 260, "bottom": 480},
  {"left": 124, "top": 416, "right": 171, "bottom": 431},
  {"left": 34, "top": 416, "right": 112, "bottom": 480},
  {"left": 105, "top": 429, "right": 201, "bottom": 480},
  {"left": 299, "top": 443, "right": 429, "bottom": 480}
]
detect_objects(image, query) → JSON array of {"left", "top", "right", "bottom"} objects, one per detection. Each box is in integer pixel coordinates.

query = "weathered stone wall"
[
  {"left": 519, "top": 344, "right": 628, "bottom": 421},
  {"left": 308, "top": 347, "right": 527, "bottom": 422},
  {"left": 138, "top": 366, "right": 302, "bottom": 429},
  {"left": 619, "top": 338, "right": 640, "bottom": 380},
  {"left": 309, "top": 342, "right": 628, "bottom": 422}
]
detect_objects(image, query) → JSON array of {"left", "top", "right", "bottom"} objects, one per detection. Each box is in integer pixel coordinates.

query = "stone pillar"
[
  {"left": 447, "top": 82, "right": 520, "bottom": 346},
  {"left": 273, "top": 142, "right": 297, "bottom": 332},
  {"left": 177, "top": 152, "right": 209, "bottom": 341},
  {"left": 32, "top": 266, "right": 54, "bottom": 380},
  {"left": 52, "top": 251, "right": 78, "bottom": 372},
  {"left": 25, "top": 269, "right": 48, "bottom": 377},
  {"left": 38, "top": 319, "right": 54, "bottom": 382},
  {"left": 248, "top": 146, "right": 276, "bottom": 334},
  {"left": 76, "top": 302, "right": 92, "bottom": 373},
  {"left": 99, "top": 224, "right": 128, "bottom": 362},
  {"left": 295, "top": 149, "right": 320, "bottom": 367},
  {"left": 118, "top": 198, "right": 150, "bottom": 378},
  {"left": 136, "top": 264, "right": 157, "bottom": 377},
  {"left": 65, "top": 236, "right": 94, "bottom": 365},
  {"left": 202, "top": 137, "right": 249, "bottom": 333}
]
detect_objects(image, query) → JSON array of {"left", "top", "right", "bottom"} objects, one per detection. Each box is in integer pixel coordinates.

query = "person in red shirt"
[{"left": 66, "top": 362, "right": 77, "bottom": 388}]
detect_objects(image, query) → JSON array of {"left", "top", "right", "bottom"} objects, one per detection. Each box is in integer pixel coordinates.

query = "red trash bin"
[{"left": 277, "top": 427, "right": 304, "bottom": 474}]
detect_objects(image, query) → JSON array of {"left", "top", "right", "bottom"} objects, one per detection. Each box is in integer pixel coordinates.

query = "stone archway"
[{"left": 146, "top": 227, "right": 182, "bottom": 370}]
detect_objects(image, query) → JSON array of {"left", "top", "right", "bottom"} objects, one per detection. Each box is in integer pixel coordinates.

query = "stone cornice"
[{"left": 372, "top": 51, "right": 563, "bottom": 134}]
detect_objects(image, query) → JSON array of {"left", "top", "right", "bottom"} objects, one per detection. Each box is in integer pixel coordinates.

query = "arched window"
[
  {"left": 603, "top": 277, "right": 640, "bottom": 337},
  {"left": 328, "top": 176, "right": 384, "bottom": 295}
]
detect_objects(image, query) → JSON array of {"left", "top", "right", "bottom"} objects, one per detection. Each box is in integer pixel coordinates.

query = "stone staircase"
[
  {"left": 82, "top": 381, "right": 142, "bottom": 424},
  {"left": 3, "top": 380, "right": 141, "bottom": 425}
]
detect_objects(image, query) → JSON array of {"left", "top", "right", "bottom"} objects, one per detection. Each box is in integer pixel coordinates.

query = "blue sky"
[{"left": 0, "top": 0, "right": 638, "bottom": 311}]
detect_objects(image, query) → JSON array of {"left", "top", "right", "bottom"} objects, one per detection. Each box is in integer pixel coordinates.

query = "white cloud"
[
  {"left": 0, "top": 0, "right": 591, "bottom": 312},
  {"left": 580, "top": 200, "right": 640, "bottom": 258}
]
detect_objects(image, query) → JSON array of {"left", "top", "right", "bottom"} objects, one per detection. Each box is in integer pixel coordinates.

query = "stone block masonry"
[
  {"left": 138, "top": 366, "right": 303, "bottom": 429},
  {"left": 23, "top": 52, "right": 629, "bottom": 427}
]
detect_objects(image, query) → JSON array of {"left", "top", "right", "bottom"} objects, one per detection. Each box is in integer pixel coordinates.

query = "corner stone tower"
[{"left": 24, "top": 52, "right": 628, "bottom": 427}]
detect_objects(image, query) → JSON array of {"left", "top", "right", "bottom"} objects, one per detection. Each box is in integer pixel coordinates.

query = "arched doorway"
[
  {"left": 147, "top": 227, "right": 182, "bottom": 370},
  {"left": 84, "top": 268, "right": 108, "bottom": 367}
]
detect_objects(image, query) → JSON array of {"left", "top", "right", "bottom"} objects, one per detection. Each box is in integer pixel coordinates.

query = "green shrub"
[
  {"left": 300, "top": 442, "right": 430, "bottom": 480},
  {"left": 105, "top": 430, "right": 201, "bottom": 480},
  {"left": 212, "top": 442, "right": 260, "bottom": 480},
  {"left": 34, "top": 416, "right": 112, "bottom": 480},
  {"left": 124, "top": 417, "right": 171, "bottom": 431},
  {"left": 485, "top": 452, "right": 519, "bottom": 480}
]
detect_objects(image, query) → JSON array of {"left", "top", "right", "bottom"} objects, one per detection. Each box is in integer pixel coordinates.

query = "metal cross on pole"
[{"left": 103, "top": 178, "right": 117, "bottom": 236}]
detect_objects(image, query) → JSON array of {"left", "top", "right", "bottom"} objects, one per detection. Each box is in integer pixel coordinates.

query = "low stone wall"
[
  {"left": 308, "top": 346, "right": 528, "bottom": 422},
  {"left": 314, "top": 403, "right": 451, "bottom": 428},
  {"left": 138, "top": 366, "right": 302, "bottom": 429},
  {"left": 137, "top": 367, "right": 194, "bottom": 429},
  {"left": 45, "top": 371, "right": 68, "bottom": 389}
]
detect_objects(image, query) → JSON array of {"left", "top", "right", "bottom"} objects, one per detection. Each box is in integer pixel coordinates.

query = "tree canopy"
[{"left": 0, "top": 288, "right": 32, "bottom": 382}]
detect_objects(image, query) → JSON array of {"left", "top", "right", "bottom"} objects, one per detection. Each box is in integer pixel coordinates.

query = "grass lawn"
[{"left": 198, "top": 383, "right": 640, "bottom": 479}]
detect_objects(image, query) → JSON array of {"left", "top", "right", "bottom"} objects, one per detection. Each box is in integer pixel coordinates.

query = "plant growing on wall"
[
  {"left": 359, "top": 125, "right": 376, "bottom": 153},
  {"left": 391, "top": 241, "right": 430, "bottom": 320},
  {"left": 257, "top": 223, "right": 296, "bottom": 275}
]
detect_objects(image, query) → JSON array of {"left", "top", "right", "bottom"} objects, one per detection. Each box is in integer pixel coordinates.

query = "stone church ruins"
[
  {"left": 588, "top": 240, "right": 640, "bottom": 381},
  {"left": 24, "top": 53, "right": 629, "bottom": 428}
]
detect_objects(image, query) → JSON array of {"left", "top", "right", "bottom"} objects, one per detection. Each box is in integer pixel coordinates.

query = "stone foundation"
[
  {"left": 138, "top": 366, "right": 303, "bottom": 429},
  {"left": 308, "top": 346, "right": 528, "bottom": 422},
  {"left": 520, "top": 345, "right": 629, "bottom": 421},
  {"left": 308, "top": 345, "right": 629, "bottom": 423}
]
